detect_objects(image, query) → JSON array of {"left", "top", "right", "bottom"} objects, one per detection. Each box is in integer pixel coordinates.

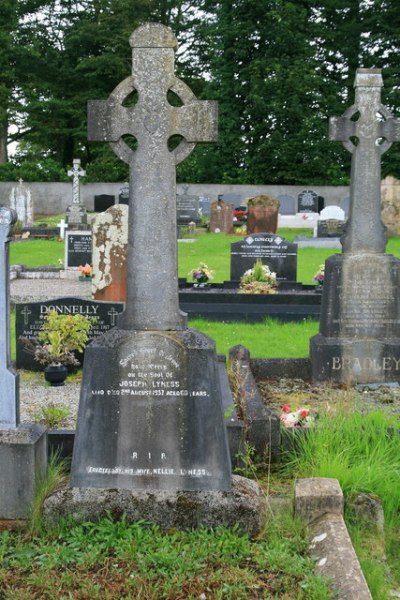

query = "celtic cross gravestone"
[
  {"left": 310, "top": 69, "right": 400, "bottom": 384},
  {"left": 71, "top": 23, "right": 231, "bottom": 493},
  {"left": 66, "top": 158, "right": 88, "bottom": 230}
]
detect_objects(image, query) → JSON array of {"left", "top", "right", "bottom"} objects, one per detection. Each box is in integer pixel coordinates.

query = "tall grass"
[{"left": 285, "top": 408, "right": 400, "bottom": 526}]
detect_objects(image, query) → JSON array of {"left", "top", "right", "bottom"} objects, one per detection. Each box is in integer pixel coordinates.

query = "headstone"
[
  {"left": 219, "top": 192, "right": 242, "bottom": 207},
  {"left": 92, "top": 204, "right": 128, "bottom": 301},
  {"left": 318, "top": 195, "right": 325, "bottom": 212},
  {"left": 57, "top": 218, "right": 68, "bottom": 240},
  {"left": 341, "top": 196, "right": 350, "bottom": 216},
  {"left": 176, "top": 185, "right": 200, "bottom": 224},
  {"left": 94, "top": 194, "right": 115, "bottom": 212},
  {"left": 65, "top": 159, "right": 88, "bottom": 230},
  {"left": 316, "top": 206, "right": 346, "bottom": 238},
  {"left": 310, "top": 69, "right": 400, "bottom": 384},
  {"left": 16, "top": 297, "right": 124, "bottom": 370},
  {"left": 0, "top": 206, "right": 47, "bottom": 519},
  {"left": 230, "top": 233, "right": 297, "bottom": 282},
  {"left": 298, "top": 189, "right": 318, "bottom": 213},
  {"left": 209, "top": 199, "right": 234, "bottom": 233},
  {"left": 381, "top": 175, "right": 400, "bottom": 236},
  {"left": 277, "top": 194, "right": 296, "bottom": 215},
  {"left": 9, "top": 179, "right": 33, "bottom": 226},
  {"left": 72, "top": 23, "right": 231, "bottom": 494},
  {"left": 119, "top": 183, "right": 129, "bottom": 205},
  {"left": 65, "top": 230, "right": 92, "bottom": 268},
  {"left": 0, "top": 207, "right": 19, "bottom": 426},
  {"left": 198, "top": 195, "right": 211, "bottom": 216},
  {"left": 246, "top": 195, "right": 280, "bottom": 234}
]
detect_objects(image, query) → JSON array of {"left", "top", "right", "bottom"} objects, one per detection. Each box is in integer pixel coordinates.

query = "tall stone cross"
[
  {"left": 88, "top": 23, "right": 217, "bottom": 330},
  {"left": 0, "top": 207, "right": 19, "bottom": 427},
  {"left": 68, "top": 158, "right": 86, "bottom": 205},
  {"left": 330, "top": 68, "right": 400, "bottom": 254}
]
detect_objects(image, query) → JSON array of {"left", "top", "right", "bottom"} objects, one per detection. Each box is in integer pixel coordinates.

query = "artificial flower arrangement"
[
  {"left": 78, "top": 263, "right": 92, "bottom": 279},
  {"left": 188, "top": 262, "right": 215, "bottom": 285},
  {"left": 239, "top": 259, "right": 277, "bottom": 294},
  {"left": 280, "top": 404, "right": 313, "bottom": 428},
  {"left": 313, "top": 264, "right": 325, "bottom": 285}
]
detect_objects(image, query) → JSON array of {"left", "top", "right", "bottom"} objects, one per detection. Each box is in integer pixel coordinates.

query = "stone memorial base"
[
  {"left": 43, "top": 475, "right": 266, "bottom": 537},
  {"left": 310, "top": 253, "right": 400, "bottom": 384},
  {"left": 71, "top": 327, "right": 231, "bottom": 492},
  {"left": 0, "top": 424, "right": 47, "bottom": 519}
]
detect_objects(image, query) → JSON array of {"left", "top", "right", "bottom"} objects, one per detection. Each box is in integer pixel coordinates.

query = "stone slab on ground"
[
  {"left": 295, "top": 478, "right": 372, "bottom": 600},
  {"left": 43, "top": 474, "right": 267, "bottom": 537}
]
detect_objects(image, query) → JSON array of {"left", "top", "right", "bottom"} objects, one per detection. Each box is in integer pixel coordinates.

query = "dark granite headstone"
[
  {"left": 230, "top": 233, "right": 297, "bottom": 282},
  {"left": 65, "top": 231, "right": 92, "bottom": 268},
  {"left": 298, "top": 189, "right": 318, "bottom": 213},
  {"left": 310, "top": 69, "right": 400, "bottom": 384},
  {"left": 119, "top": 183, "right": 129, "bottom": 205},
  {"left": 16, "top": 297, "right": 124, "bottom": 370},
  {"left": 94, "top": 195, "right": 115, "bottom": 212},
  {"left": 176, "top": 185, "right": 200, "bottom": 224},
  {"left": 199, "top": 196, "right": 211, "bottom": 216},
  {"left": 277, "top": 194, "right": 296, "bottom": 215}
]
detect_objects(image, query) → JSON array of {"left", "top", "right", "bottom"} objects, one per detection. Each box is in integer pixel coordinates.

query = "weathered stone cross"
[
  {"left": 0, "top": 207, "right": 19, "bottom": 427},
  {"left": 88, "top": 23, "right": 217, "bottom": 330},
  {"left": 330, "top": 68, "right": 400, "bottom": 254},
  {"left": 68, "top": 158, "right": 86, "bottom": 205}
]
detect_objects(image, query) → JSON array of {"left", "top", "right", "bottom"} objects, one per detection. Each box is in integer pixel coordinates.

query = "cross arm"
[
  {"left": 381, "top": 117, "right": 400, "bottom": 143},
  {"left": 174, "top": 101, "right": 218, "bottom": 143},
  {"left": 88, "top": 99, "right": 132, "bottom": 143},
  {"left": 329, "top": 115, "right": 356, "bottom": 143}
]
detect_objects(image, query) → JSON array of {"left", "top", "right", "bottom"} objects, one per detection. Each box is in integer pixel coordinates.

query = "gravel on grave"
[
  {"left": 11, "top": 277, "right": 92, "bottom": 304},
  {"left": 20, "top": 374, "right": 80, "bottom": 429},
  {"left": 257, "top": 378, "right": 400, "bottom": 418}
]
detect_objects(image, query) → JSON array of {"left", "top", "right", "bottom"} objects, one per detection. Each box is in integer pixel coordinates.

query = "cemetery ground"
[{"left": 6, "top": 223, "right": 400, "bottom": 599}]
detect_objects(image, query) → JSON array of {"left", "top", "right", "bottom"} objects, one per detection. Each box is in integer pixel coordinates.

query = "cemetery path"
[{"left": 11, "top": 276, "right": 92, "bottom": 303}]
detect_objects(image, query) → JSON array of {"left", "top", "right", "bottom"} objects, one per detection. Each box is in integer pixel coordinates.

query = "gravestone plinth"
[
  {"left": 72, "top": 328, "right": 231, "bottom": 491},
  {"left": 311, "top": 254, "right": 400, "bottom": 383},
  {"left": 0, "top": 424, "right": 47, "bottom": 519},
  {"left": 246, "top": 196, "right": 280, "bottom": 234},
  {"left": 310, "top": 69, "right": 400, "bottom": 384}
]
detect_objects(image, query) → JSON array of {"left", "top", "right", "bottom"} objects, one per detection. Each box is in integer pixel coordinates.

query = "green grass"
[
  {"left": 283, "top": 408, "right": 400, "bottom": 597},
  {"left": 191, "top": 317, "right": 319, "bottom": 358},
  {"left": 10, "top": 239, "right": 64, "bottom": 267},
  {"left": 0, "top": 512, "right": 331, "bottom": 599}
]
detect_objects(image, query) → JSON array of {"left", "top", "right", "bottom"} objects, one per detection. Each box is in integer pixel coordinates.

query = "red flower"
[
  {"left": 281, "top": 404, "right": 290, "bottom": 413},
  {"left": 299, "top": 409, "right": 309, "bottom": 418}
]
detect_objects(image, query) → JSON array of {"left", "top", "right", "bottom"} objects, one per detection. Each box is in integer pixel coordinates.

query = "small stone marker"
[
  {"left": 92, "top": 205, "right": 128, "bottom": 302},
  {"left": 298, "top": 189, "right": 318, "bottom": 213},
  {"left": 231, "top": 233, "right": 297, "bottom": 282},
  {"left": 9, "top": 179, "right": 33, "bottom": 226},
  {"left": 66, "top": 158, "right": 88, "bottom": 229},
  {"left": 0, "top": 207, "right": 19, "bottom": 427},
  {"left": 209, "top": 199, "right": 234, "bottom": 233},
  {"left": 65, "top": 230, "right": 92, "bottom": 268},
  {"left": 246, "top": 195, "right": 280, "bottom": 234},
  {"left": 0, "top": 206, "right": 47, "bottom": 519},
  {"left": 71, "top": 23, "right": 232, "bottom": 495},
  {"left": 316, "top": 206, "right": 346, "bottom": 238},
  {"left": 310, "top": 69, "right": 400, "bottom": 384}
]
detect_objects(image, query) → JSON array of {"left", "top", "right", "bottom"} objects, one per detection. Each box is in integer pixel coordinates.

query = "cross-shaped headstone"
[
  {"left": 0, "top": 207, "right": 19, "bottom": 427},
  {"left": 88, "top": 22, "right": 217, "bottom": 331},
  {"left": 57, "top": 218, "right": 68, "bottom": 240},
  {"left": 330, "top": 68, "right": 400, "bottom": 253},
  {"left": 68, "top": 159, "right": 86, "bottom": 205}
]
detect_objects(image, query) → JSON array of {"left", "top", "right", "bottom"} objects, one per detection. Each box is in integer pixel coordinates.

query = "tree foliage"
[{"left": 2, "top": 0, "right": 400, "bottom": 184}]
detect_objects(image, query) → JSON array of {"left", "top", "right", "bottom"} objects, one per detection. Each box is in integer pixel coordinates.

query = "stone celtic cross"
[
  {"left": 0, "top": 206, "right": 19, "bottom": 427},
  {"left": 88, "top": 23, "right": 217, "bottom": 330},
  {"left": 68, "top": 158, "right": 86, "bottom": 205},
  {"left": 330, "top": 68, "right": 400, "bottom": 254}
]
